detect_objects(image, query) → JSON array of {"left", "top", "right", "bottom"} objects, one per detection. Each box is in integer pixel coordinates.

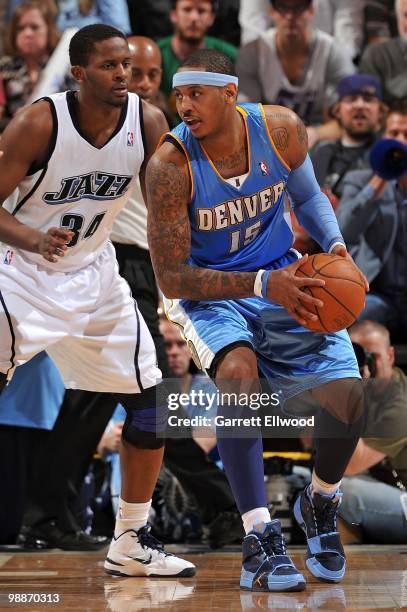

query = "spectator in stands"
[
  {"left": 157, "top": 0, "right": 238, "bottom": 114},
  {"left": 236, "top": 0, "right": 355, "bottom": 148},
  {"left": 292, "top": 75, "right": 384, "bottom": 254},
  {"left": 360, "top": 0, "right": 407, "bottom": 105},
  {"left": 339, "top": 321, "right": 407, "bottom": 544},
  {"left": 127, "top": 36, "right": 176, "bottom": 126},
  {"left": 0, "top": 0, "right": 60, "bottom": 130},
  {"left": 239, "top": 0, "right": 365, "bottom": 63},
  {"left": 8, "top": 0, "right": 131, "bottom": 34},
  {"left": 337, "top": 100, "right": 407, "bottom": 339},
  {"left": 312, "top": 74, "right": 385, "bottom": 204},
  {"left": 364, "top": 0, "right": 398, "bottom": 46},
  {"left": 127, "top": 0, "right": 240, "bottom": 47},
  {"left": 56, "top": 0, "right": 131, "bottom": 34}
]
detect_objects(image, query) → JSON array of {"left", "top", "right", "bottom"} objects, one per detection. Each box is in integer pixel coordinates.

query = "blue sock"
[{"left": 216, "top": 432, "right": 267, "bottom": 514}]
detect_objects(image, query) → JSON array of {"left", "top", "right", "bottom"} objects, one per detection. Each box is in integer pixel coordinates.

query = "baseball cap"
[{"left": 336, "top": 74, "right": 383, "bottom": 101}]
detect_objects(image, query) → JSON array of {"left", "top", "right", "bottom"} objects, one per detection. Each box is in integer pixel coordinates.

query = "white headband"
[{"left": 173, "top": 71, "right": 239, "bottom": 88}]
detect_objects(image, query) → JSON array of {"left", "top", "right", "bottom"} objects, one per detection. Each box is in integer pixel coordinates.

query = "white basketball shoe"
[{"left": 104, "top": 524, "right": 196, "bottom": 578}]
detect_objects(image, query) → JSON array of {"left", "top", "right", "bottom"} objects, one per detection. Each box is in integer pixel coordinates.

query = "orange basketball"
[{"left": 295, "top": 253, "right": 366, "bottom": 333}]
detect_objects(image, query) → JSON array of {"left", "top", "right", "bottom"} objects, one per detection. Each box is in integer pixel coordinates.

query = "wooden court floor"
[{"left": 0, "top": 544, "right": 406, "bottom": 610}]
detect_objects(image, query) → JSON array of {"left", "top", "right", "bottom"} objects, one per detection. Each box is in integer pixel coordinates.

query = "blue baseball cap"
[{"left": 336, "top": 74, "right": 383, "bottom": 101}]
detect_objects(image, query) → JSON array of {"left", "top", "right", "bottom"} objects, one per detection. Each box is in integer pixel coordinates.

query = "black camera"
[{"left": 352, "top": 342, "right": 377, "bottom": 378}]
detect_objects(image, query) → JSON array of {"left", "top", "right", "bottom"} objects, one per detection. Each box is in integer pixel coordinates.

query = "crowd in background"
[{"left": 0, "top": 0, "right": 406, "bottom": 550}]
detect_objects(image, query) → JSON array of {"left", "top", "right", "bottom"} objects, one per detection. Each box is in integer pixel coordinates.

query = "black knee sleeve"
[
  {"left": 313, "top": 408, "right": 366, "bottom": 484},
  {"left": 117, "top": 384, "right": 169, "bottom": 450}
]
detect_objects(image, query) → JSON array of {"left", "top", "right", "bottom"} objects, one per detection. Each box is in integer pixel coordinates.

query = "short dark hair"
[
  {"left": 69, "top": 24, "right": 127, "bottom": 66},
  {"left": 171, "top": 0, "right": 218, "bottom": 11},
  {"left": 387, "top": 99, "right": 407, "bottom": 117},
  {"left": 182, "top": 49, "right": 236, "bottom": 76}
]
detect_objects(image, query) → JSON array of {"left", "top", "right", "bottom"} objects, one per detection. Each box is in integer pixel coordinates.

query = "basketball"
[{"left": 295, "top": 253, "right": 366, "bottom": 333}]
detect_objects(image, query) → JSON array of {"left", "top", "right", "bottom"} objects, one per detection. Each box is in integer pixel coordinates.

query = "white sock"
[
  {"left": 114, "top": 498, "right": 152, "bottom": 538},
  {"left": 242, "top": 507, "right": 272, "bottom": 534},
  {"left": 311, "top": 472, "right": 341, "bottom": 498}
]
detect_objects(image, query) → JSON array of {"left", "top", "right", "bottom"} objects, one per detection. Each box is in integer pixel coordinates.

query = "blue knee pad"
[{"left": 119, "top": 384, "right": 169, "bottom": 450}]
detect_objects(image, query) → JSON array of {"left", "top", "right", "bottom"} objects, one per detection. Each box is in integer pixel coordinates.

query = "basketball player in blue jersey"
[
  {"left": 146, "top": 49, "right": 369, "bottom": 592},
  {"left": 0, "top": 25, "right": 195, "bottom": 578}
]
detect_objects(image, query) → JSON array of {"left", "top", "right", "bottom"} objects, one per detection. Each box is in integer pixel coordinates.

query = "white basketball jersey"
[{"left": 8, "top": 91, "right": 144, "bottom": 271}]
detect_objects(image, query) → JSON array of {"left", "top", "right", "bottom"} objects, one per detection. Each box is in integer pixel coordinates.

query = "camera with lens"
[
  {"left": 352, "top": 342, "right": 377, "bottom": 378},
  {"left": 369, "top": 138, "right": 407, "bottom": 180}
]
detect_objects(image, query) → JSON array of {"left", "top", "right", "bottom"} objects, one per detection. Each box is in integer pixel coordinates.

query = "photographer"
[
  {"left": 339, "top": 321, "right": 407, "bottom": 543},
  {"left": 337, "top": 100, "right": 407, "bottom": 339}
]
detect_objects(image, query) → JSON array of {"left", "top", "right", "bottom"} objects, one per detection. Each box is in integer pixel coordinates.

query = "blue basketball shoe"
[
  {"left": 240, "top": 520, "right": 306, "bottom": 592},
  {"left": 294, "top": 486, "right": 346, "bottom": 582}
]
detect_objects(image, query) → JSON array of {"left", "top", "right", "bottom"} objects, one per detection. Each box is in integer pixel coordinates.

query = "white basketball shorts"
[{"left": 0, "top": 242, "right": 161, "bottom": 393}]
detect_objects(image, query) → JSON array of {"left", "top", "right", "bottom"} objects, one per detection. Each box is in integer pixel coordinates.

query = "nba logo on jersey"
[
  {"left": 127, "top": 131, "right": 134, "bottom": 147},
  {"left": 259, "top": 161, "right": 269, "bottom": 176},
  {"left": 3, "top": 250, "right": 14, "bottom": 265}
]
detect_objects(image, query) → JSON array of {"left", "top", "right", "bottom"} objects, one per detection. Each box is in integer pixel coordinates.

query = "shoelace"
[
  {"left": 137, "top": 524, "right": 171, "bottom": 556},
  {"left": 261, "top": 531, "right": 287, "bottom": 556},
  {"left": 313, "top": 494, "right": 342, "bottom": 534}
]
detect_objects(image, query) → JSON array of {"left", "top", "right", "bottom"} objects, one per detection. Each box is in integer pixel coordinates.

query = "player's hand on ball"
[
  {"left": 266, "top": 254, "right": 325, "bottom": 326},
  {"left": 330, "top": 244, "right": 369, "bottom": 292},
  {"left": 38, "top": 227, "right": 74, "bottom": 262}
]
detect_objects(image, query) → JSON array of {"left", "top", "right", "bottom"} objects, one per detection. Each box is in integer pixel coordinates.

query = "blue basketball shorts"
[{"left": 164, "top": 255, "right": 360, "bottom": 403}]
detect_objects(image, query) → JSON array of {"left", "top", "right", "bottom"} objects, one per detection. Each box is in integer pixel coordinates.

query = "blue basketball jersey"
[{"left": 170, "top": 103, "right": 293, "bottom": 272}]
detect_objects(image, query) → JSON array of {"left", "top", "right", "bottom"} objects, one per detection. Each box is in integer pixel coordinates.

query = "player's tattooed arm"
[
  {"left": 146, "top": 144, "right": 256, "bottom": 300},
  {"left": 264, "top": 105, "right": 308, "bottom": 170}
]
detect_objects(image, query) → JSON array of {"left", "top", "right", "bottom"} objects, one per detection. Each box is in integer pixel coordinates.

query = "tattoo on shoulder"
[
  {"left": 271, "top": 127, "right": 289, "bottom": 153},
  {"left": 296, "top": 118, "right": 308, "bottom": 149}
]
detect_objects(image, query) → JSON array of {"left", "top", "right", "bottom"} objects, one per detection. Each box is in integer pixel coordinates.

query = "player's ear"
[
  {"left": 71, "top": 65, "right": 85, "bottom": 84},
  {"left": 224, "top": 85, "right": 237, "bottom": 105}
]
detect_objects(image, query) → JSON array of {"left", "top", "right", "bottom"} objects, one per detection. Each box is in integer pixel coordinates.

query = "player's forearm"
[
  {"left": 0, "top": 208, "right": 41, "bottom": 252},
  {"left": 294, "top": 190, "right": 345, "bottom": 252},
  {"left": 155, "top": 261, "right": 257, "bottom": 301}
]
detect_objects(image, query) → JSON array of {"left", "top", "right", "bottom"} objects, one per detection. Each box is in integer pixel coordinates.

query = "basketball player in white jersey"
[{"left": 0, "top": 24, "right": 195, "bottom": 578}]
